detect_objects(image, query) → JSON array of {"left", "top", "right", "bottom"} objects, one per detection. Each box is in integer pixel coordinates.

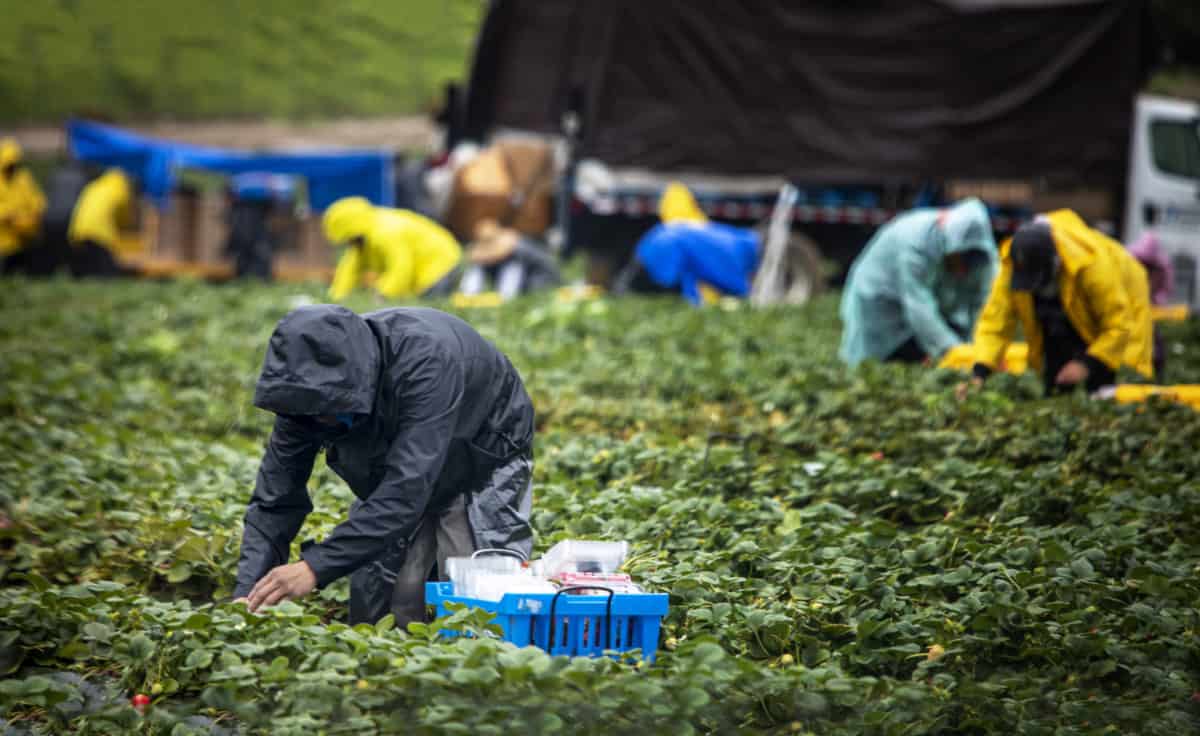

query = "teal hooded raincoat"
[{"left": 839, "top": 198, "right": 998, "bottom": 366}]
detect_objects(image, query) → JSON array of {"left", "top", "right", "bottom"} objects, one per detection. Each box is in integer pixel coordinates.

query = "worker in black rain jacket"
[{"left": 234, "top": 304, "right": 535, "bottom": 626}]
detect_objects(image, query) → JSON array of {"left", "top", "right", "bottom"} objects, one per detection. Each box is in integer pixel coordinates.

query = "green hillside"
[{"left": 0, "top": 0, "right": 484, "bottom": 125}]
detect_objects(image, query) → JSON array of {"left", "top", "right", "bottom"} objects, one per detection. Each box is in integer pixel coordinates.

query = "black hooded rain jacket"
[{"left": 232, "top": 305, "right": 534, "bottom": 598}]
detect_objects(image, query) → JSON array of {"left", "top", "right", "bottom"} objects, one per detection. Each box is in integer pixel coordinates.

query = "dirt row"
[{"left": 5, "top": 116, "right": 438, "bottom": 156}]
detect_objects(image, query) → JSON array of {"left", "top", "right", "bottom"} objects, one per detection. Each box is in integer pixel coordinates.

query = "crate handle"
[
  {"left": 471, "top": 548, "right": 527, "bottom": 561},
  {"left": 549, "top": 586, "right": 614, "bottom": 650}
]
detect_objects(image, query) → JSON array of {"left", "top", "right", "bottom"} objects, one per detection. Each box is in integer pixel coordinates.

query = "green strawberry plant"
[{"left": 1, "top": 279, "right": 1198, "bottom": 734}]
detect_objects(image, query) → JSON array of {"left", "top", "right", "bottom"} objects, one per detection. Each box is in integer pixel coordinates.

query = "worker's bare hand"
[
  {"left": 955, "top": 376, "right": 983, "bottom": 402},
  {"left": 1055, "top": 360, "right": 1089, "bottom": 386},
  {"left": 245, "top": 561, "right": 316, "bottom": 612}
]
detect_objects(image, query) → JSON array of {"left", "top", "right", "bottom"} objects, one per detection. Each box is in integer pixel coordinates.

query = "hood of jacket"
[
  {"left": 940, "top": 197, "right": 996, "bottom": 258},
  {"left": 0, "top": 138, "right": 22, "bottom": 169},
  {"left": 1128, "top": 231, "right": 1169, "bottom": 271},
  {"left": 322, "top": 196, "right": 376, "bottom": 246},
  {"left": 658, "top": 182, "right": 708, "bottom": 225},
  {"left": 253, "top": 305, "right": 381, "bottom": 416}
]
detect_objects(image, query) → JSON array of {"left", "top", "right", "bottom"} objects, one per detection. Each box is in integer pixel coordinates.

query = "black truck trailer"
[{"left": 454, "top": 0, "right": 1158, "bottom": 285}]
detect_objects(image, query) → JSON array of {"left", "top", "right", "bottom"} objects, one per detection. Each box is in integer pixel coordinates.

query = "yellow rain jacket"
[
  {"left": 1111, "top": 384, "right": 1200, "bottom": 412},
  {"left": 324, "top": 197, "right": 462, "bottom": 300},
  {"left": 939, "top": 342, "right": 1028, "bottom": 374},
  {"left": 0, "top": 139, "right": 47, "bottom": 257},
  {"left": 973, "top": 209, "right": 1154, "bottom": 379},
  {"left": 68, "top": 169, "right": 134, "bottom": 250}
]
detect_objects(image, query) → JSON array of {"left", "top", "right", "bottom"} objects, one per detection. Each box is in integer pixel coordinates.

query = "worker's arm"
[
  {"left": 329, "top": 245, "right": 363, "bottom": 300},
  {"left": 373, "top": 242, "right": 416, "bottom": 299},
  {"left": 1077, "top": 262, "right": 1131, "bottom": 375},
  {"left": 300, "top": 348, "right": 463, "bottom": 586},
  {"left": 232, "top": 415, "right": 320, "bottom": 599},
  {"left": 897, "top": 245, "right": 965, "bottom": 360}
]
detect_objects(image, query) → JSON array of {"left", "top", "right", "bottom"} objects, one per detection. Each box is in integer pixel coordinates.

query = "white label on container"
[{"left": 517, "top": 599, "right": 544, "bottom": 614}]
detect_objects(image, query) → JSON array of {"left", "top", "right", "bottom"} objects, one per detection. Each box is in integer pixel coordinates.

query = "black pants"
[
  {"left": 226, "top": 202, "right": 275, "bottom": 280},
  {"left": 346, "top": 446, "right": 534, "bottom": 626},
  {"left": 1152, "top": 329, "right": 1167, "bottom": 378},
  {"left": 1, "top": 238, "right": 62, "bottom": 276},
  {"left": 886, "top": 324, "right": 971, "bottom": 364},
  {"left": 68, "top": 240, "right": 136, "bottom": 278},
  {"left": 886, "top": 337, "right": 929, "bottom": 364},
  {"left": 228, "top": 234, "right": 275, "bottom": 280}
]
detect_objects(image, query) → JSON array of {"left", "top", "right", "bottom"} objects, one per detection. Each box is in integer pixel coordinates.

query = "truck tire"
[
  {"left": 778, "top": 230, "right": 825, "bottom": 304},
  {"left": 752, "top": 224, "right": 826, "bottom": 305}
]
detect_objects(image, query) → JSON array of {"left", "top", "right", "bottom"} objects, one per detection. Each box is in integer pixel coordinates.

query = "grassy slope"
[
  {"left": 2, "top": 3, "right": 1197, "bottom": 126},
  {"left": 0, "top": 0, "right": 483, "bottom": 124}
]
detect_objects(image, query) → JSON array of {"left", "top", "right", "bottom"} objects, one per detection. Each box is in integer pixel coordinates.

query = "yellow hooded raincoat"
[
  {"left": 68, "top": 169, "right": 134, "bottom": 251},
  {"left": 323, "top": 197, "right": 462, "bottom": 301},
  {"left": 658, "top": 182, "right": 708, "bottom": 225},
  {"left": 973, "top": 209, "right": 1154, "bottom": 379},
  {"left": 0, "top": 139, "right": 47, "bottom": 257}
]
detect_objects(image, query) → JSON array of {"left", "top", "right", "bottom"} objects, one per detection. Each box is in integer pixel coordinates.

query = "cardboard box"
[{"left": 447, "top": 140, "right": 555, "bottom": 241}]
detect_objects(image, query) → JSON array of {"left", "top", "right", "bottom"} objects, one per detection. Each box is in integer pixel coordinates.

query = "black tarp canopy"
[{"left": 462, "top": 0, "right": 1157, "bottom": 188}]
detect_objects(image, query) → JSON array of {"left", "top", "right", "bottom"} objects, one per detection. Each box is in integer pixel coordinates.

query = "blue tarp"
[
  {"left": 230, "top": 172, "right": 297, "bottom": 203},
  {"left": 67, "top": 119, "right": 394, "bottom": 211}
]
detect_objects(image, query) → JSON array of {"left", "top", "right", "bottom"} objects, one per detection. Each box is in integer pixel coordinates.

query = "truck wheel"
[{"left": 778, "top": 231, "right": 825, "bottom": 304}]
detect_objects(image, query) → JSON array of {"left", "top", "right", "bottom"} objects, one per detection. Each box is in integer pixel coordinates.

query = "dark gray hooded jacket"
[{"left": 233, "top": 305, "right": 534, "bottom": 597}]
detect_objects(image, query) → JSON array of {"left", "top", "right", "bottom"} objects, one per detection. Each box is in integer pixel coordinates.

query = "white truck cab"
[{"left": 1123, "top": 94, "right": 1200, "bottom": 307}]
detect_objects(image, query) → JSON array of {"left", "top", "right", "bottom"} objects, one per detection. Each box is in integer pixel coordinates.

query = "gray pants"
[
  {"left": 346, "top": 493, "right": 475, "bottom": 627},
  {"left": 390, "top": 492, "right": 476, "bottom": 627},
  {"left": 346, "top": 448, "right": 534, "bottom": 627}
]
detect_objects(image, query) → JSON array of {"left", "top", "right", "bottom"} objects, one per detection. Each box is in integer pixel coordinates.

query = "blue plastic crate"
[{"left": 426, "top": 582, "right": 670, "bottom": 662}]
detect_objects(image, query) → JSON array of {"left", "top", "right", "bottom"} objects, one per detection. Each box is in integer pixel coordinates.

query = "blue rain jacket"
[
  {"left": 839, "top": 198, "right": 998, "bottom": 365},
  {"left": 636, "top": 222, "right": 760, "bottom": 305}
]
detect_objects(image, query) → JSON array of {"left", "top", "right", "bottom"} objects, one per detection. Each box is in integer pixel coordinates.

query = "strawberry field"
[{"left": 1, "top": 279, "right": 1199, "bottom": 735}]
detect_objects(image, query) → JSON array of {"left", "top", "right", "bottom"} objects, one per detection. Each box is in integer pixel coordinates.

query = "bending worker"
[
  {"left": 458, "top": 218, "right": 562, "bottom": 300},
  {"left": 323, "top": 196, "right": 462, "bottom": 301},
  {"left": 616, "top": 182, "right": 760, "bottom": 305},
  {"left": 840, "top": 198, "right": 997, "bottom": 365},
  {"left": 234, "top": 304, "right": 535, "bottom": 626},
  {"left": 0, "top": 138, "right": 47, "bottom": 274},
  {"left": 67, "top": 167, "right": 138, "bottom": 277},
  {"left": 224, "top": 173, "right": 296, "bottom": 281},
  {"left": 1128, "top": 227, "right": 1174, "bottom": 307},
  {"left": 969, "top": 210, "right": 1153, "bottom": 395}
]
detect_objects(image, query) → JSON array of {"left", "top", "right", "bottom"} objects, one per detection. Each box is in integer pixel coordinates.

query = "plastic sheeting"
[
  {"left": 230, "top": 172, "right": 297, "bottom": 203},
  {"left": 636, "top": 221, "right": 760, "bottom": 305},
  {"left": 67, "top": 120, "right": 394, "bottom": 211},
  {"left": 463, "top": 1, "right": 1155, "bottom": 187}
]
